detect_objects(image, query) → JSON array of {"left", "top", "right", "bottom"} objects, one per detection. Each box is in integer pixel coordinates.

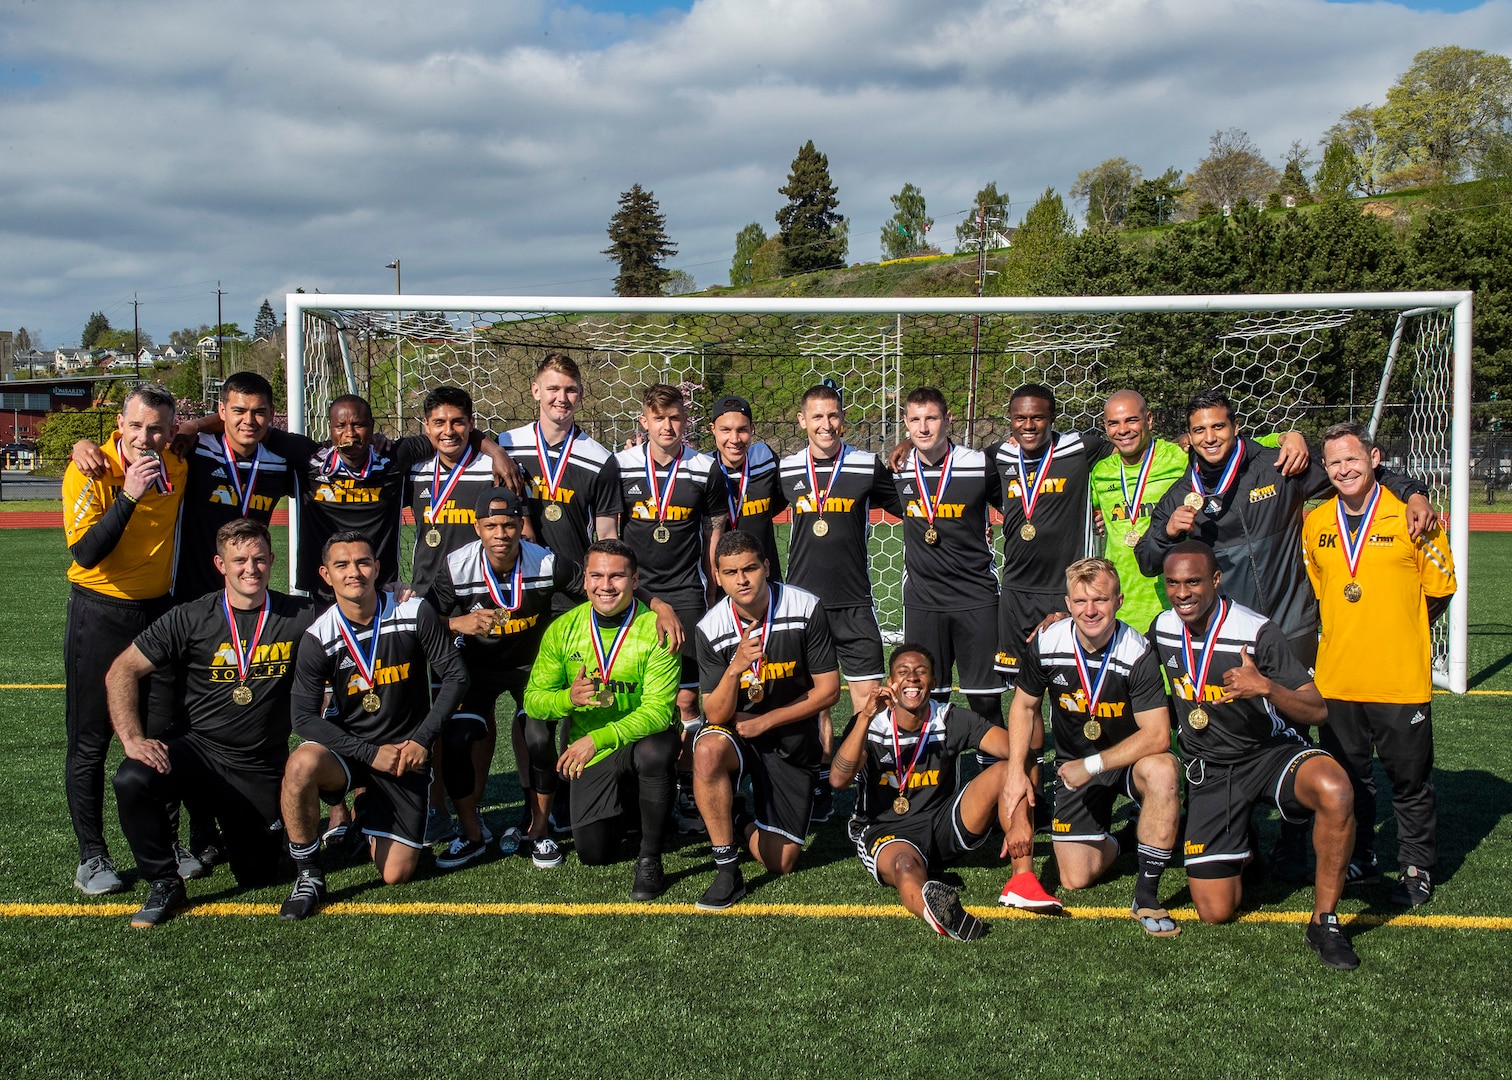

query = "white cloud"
[{"left": 0, "top": 0, "right": 1509, "bottom": 344}]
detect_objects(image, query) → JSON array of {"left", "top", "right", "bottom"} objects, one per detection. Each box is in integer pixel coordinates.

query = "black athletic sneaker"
[
  {"left": 130, "top": 877, "right": 187, "bottom": 928},
  {"left": 435, "top": 835, "right": 487, "bottom": 871},
  {"left": 1346, "top": 850, "right": 1382, "bottom": 886},
  {"left": 629, "top": 855, "right": 667, "bottom": 901},
  {"left": 193, "top": 838, "right": 225, "bottom": 872},
  {"left": 1392, "top": 865, "right": 1434, "bottom": 907},
  {"left": 174, "top": 842, "right": 209, "bottom": 881},
  {"left": 696, "top": 866, "right": 746, "bottom": 910},
  {"left": 1305, "top": 912, "right": 1360, "bottom": 970},
  {"left": 279, "top": 869, "right": 326, "bottom": 921},
  {"left": 810, "top": 787, "right": 834, "bottom": 825},
  {"left": 921, "top": 880, "right": 987, "bottom": 941}
]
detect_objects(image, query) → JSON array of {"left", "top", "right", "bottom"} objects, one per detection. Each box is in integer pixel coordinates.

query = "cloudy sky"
[{"left": 2, "top": 0, "right": 1509, "bottom": 348}]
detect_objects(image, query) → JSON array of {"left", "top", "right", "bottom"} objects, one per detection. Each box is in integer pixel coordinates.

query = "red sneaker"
[{"left": 998, "top": 871, "right": 1063, "bottom": 914}]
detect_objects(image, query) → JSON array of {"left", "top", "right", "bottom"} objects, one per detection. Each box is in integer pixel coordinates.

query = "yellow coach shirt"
[
  {"left": 1303, "top": 486, "right": 1456, "bottom": 704},
  {"left": 64, "top": 437, "right": 188, "bottom": 600}
]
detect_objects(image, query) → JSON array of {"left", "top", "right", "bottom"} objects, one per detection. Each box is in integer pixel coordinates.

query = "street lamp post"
[{"left": 385, "top": 259, "right": 401, "bottom": 295}]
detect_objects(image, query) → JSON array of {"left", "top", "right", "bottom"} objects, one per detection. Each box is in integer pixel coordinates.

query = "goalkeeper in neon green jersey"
[{"left": 524, "top": 538, "right": 681, "bottom": 899}]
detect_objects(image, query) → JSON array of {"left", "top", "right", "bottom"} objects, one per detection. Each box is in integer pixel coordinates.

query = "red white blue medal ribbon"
[
  {"left": 912, "top": 445, "right": 954, "bottom": 529},
  {"left": 1336, "top": 484, "right": 1382, "bottom": 581},
  {"left": 1016, "top": 440, "right": 1055, "bottom": 524},
  {"left": 1119, "top": 440, "right": 1156, "bottom": 525},
  {"left": 533, "top": 423, "right": 577, "bottom": 503},
  {"left": 1071, "top": 625, "right": 1117, "bottom": 719},
  {"left": 729, "top": 584, "right": 777, "bottom": 687},
  {"left": 722, "top": 457, "right": 750, "bottom": 528},
  {"left": 589, "top": 602, "right": 638, "bottom": 688},
  {"left": 427, "top": 445, "right": 475, "bottom": 527},
  {"left": 481, "top": 551, "right": 524, "bottom": 614},
  {"left": 644, "top": 446, "right": 683, "bottom": 524},
  {"left": 222, "top": 590, "right": 270, "bottom": 685},
  {"left": 889, "top": 704, "right": 933, "bottom": 796},
  {"left": 221, "top": 435, "right": 261, "bottom": 516},
  {"left": 334, "top": 593, "right": 387, "bottom": 691},
  {"left": 805, "top": 444, "right": 846, "bottom": 519},
  {"left": 1190, "top": 442, "right": 1242, "bottom": 507},
  {"left": 324, "top": 444, "right": 374, "bottom": 480},
  {"left": 1179, "top": 599, "right": 1229, "bottom": 708}
]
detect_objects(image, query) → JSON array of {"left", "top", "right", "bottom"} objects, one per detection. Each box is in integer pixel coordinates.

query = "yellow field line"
[
  {"left": 0, "top": 684, "right": 65, "bottom": 689},
  {"left": 2, "top": 900, "right": 1509, "bottom": 929}
]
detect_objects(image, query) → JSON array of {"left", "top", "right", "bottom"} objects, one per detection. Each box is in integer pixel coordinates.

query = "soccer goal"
[{"left": 285, "top": 291, "right": 1473, "bottom": 693}]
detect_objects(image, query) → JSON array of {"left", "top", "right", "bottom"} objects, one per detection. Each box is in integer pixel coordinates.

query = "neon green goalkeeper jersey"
[{"left": 523, "top": 599, "right": 681, "bottom": 767}]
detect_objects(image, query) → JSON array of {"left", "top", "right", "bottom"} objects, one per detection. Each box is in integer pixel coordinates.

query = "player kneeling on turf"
[
  {"left": 692, "top": 530, "right": 840, "bottom": 909},
  {"left": 1004, "top": 557, "right": 1182, "bottom": 935},
  {"left": 830, "top": 645, "right": 1028, "bottom": 940},
  {"left": 278, "top": 532, "right": 470, "bottom": 920}
]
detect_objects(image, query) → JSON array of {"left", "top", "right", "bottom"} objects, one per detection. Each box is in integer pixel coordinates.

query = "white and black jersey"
[
  {"left": 614, "top": 444, "right": 725, "bottom": 606},
  {"left": 407, "top": 448, "right": 498, "bottom": 593},
  {"left": 290, "top": 595, "right": 469, "bottom": 764},
  {"left": 1014, "top": 618, "right": 1170, "bottom": 760},
  {"left": 893, "top": 445, "right": 1000, "bottom": 611},
  {"left": 425, "top": 538, "right": 574, "bottom": 664},
  {"left": 176, "top": 433, "right": 300, "bottom": 601},
  {"left": 695, "top": 584, "right": 837, "bottom": 767},
  {"left": 1149, "top": 600, "right": 1314, "bottom": 766},
  {"left": 496, "top": 423, "right": 622, "bottom": 572},
  {"left": 133, "top": 590, "right": 319, "bottom": 771},
  {"left": 848, "top": 700, "right": 995, "bottom": 826},
  {"left": 719, "top": 442, "right": 788, "bottom": 581},
  {"left": 988, "top": 429, "right": 1109, "bottom": 596},
  {"left": 778, "top": 446, "right": 902, "bottom": 609}
]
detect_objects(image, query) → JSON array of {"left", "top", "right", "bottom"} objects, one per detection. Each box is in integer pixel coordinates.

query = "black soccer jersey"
[
  {"left": 614, "top": 443, "right": 725, "bottom": 605},
  {"left": 848, "top": 700, "right": 994, "bottom": 825},
  {"left": 176, "top": 433, "right": 300, "bottom": 601},
  {"left": 778, "top": 445, "right": 902, "bottom": 609},
  {"left": 695, "top": 584, "right": 837, "bottom": 766},
  {"left": 290, "top": 595, "right": 469, "bottom": 764},
  {"left": 893, "top": 445, "right": 1000, "bottom": 611},
  {"left": 496, "top": 422, "right": 622, "bottom": 571},
  {"left": 408, "top": 446, "right": 498, "bottom": 593},
  {"left": 718, "top": 441, "right": 788, "bottom": 581},
  {"left": 425, "top": 538, "right": 572, "bottom": 665},
  {"left": 133, "top": 590, "right": 319, "bottom": 770},
  {"left": 1148, "top": 600, "right": 1313, "bottom": 766},
  {"left": 988, "top": 429, "right": 1109, "bottom": 595},
  {"left": 1015, "top": 617, "right": 1170, "bottom": 760}
]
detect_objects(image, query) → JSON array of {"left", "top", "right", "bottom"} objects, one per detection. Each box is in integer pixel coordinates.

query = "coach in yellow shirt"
[
  {"left": 1303, "top": 422, "right": 1455, "bottom": 908},
  {"left": 62, "top": 384, "right": 187, "bottom": 895}
]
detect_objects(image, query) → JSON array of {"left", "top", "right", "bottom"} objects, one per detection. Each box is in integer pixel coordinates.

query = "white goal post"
[{"left": 285, "top": 291, "right": 1473, "bottom": 693}]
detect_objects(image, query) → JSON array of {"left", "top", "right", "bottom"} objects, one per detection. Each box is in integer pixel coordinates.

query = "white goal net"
[{"left": 286, "top": 292, "right": 1472, "bottom": 693}]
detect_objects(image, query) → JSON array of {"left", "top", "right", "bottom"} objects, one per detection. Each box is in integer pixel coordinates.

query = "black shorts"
[
  {"left": 453, "top": 663, "right": 531, "bottom": 729},
  {"left": 1183, "top": 743, "right": 1331, "bottom": 879},
  {"left": 693, "top": 724, "right": 816, "bottom": 845},
  {"left": 996, "top": 589, "right": 1064, "bottom": 678},
  {"left": 904, "top": 605, "right": 1003, "bottom": 696},
  {"left": 1050, "top": 764, "right": 1138, "bottom": 842},
  {"left": 671, "top": 601, "right": 707, "bottom": 690},
  {"left": 571, "top": 725, "right": 681, "bottom": 829},
  {"left": 825, "top": 605, "right": 886, "bottom": 684},
  {"left": 320, "top": 748, "right": 433, "bottom": 850},
  {"left": 853, "top": 790, "right": 989, "bottom": 884}
]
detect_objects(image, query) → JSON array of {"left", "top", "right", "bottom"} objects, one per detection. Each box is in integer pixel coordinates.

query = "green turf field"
[{"left": 2, "top": 528, "right": 1510, "bottom": 1078}]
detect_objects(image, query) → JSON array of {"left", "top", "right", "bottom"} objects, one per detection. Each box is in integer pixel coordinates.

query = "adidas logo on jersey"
[
  {"left": 337, "top": 657, "right": 355, "bottom": 669},
  {"left": 1411, "top": 710, "right": 1426, "bottom": 725},
  {"left": 211, "top": 467, "right": 227, "bottom": 479},
  {"left": 792, "top": 480, "right": 808, "bottom": 492},
  {"left": 1166, "top": 657, "right": 1178, "bottom": 668},
  {"left": 902, "top": 484, "right": 915, "bottom": 495},
  {"left": 419, "top": 487, "right": 432, "bottom": 499},
  {"left": 626, "top": 484, "right": 644, "bottom": 495},
  {"left": 1052, "top": 673, "right": 1068, "bottom": 686}
]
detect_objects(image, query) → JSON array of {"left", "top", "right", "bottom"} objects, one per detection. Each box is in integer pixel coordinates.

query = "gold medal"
[
  {"left": 232, "top": 684, "right": 253, "bottom": 706},
  {"left": 1124, "top": 528, "right": 1141, "bottom": 548},
  {"left": 811, "top": 517, "right": 829, "bottom": 537},
  {"left": 1020, "top": 522, "right": 1036, "bottom": 542},
  {"left": 1183, "top": 491, "right": 1205, "bottom": 511},
  {"left": 923, "top": 526, "right": 939, "bottom": 545},
  {"left": 1343, "top": 582, "right": 1362, "bottom": 603},
  {"left": 746, "top": 680, "right": 765, "bottom": 704},
  {"left": 424, "top": 528, "right": 442, "bottom": 548},
  {"left": 892, "top": 795, "right": 910, "bottom": 816},
  {"left": 652, "top": 525, "right": 671, "bottom": 544},
  {"left": 1188, "top": 705, "right": 1209, "bottom": 730},
  {"left": 595, "top": 687, "right": 616, "bottom": 708},
  {"left": 544, "top": 503, "right": 563, "bottom": 522},
  {"left": 1083, "top": 719, "right": 1101, "bottom": 741},
  {"left": 362, "top": 691, "right": 381, "bottom": 713}
]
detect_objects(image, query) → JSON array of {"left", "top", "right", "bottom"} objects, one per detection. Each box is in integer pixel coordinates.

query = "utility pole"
[
  {"left": 132, "top": 295, "right": 141, "bottom": 379},
  {"left": 216, "top": 283, "right": 225, "bottom": 382},
  {"left": 967, "top": 205, "right": 988, "bottom": 443},
  {"left": 386, "top": 260, "right": 402, "bottom": 426}
]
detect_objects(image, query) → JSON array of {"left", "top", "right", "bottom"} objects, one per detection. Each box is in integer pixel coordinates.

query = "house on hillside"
[{"left": 52, "top": 348, "right": 92, "bottom": 374}]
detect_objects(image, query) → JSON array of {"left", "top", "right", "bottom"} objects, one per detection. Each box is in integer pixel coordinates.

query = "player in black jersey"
[
  {"left": 893, "top": 387, "right": 1004, "bottom": 731},
  {"left": 106, "top": 520, "right": 319, "bottom": 927},
  {"left": 1152, "top": 542, "right": 1360, "bottom": 969},
  {"left": 779, "top": 384, "right": 903, "bottom": 805},
  {"left": 708, "top": 395, "right": 786, "bottom": 579},
  {"left": 831, "top": 644, "right": 1026, "bottom": 941},
  {"left": 692, "top": 531, "right": 839, "bottom": 909},
  {"left": 279, "top": 531, "right": 470, "bottom": 920},
  {"left": 1005, "top": 558, "right": 1181, "bottom": 935}
]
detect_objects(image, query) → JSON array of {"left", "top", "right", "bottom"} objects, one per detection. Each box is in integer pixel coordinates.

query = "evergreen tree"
[
  {"left": 1124, "top": 168, "right": 1185, "bottom": 228},
  {"left": 730, "top": 222, "right": 767, "bottom": 287},
  {"left": 253, "top": 299, "right": 278, "bottom": 341},
  {"left": 776, "top": 140, "right": 845, "bottom": 275},
  {"left": 81, "top": 311, "right": 111, "bottom": 348},
  {"left": 603, "top": 184, "right": 678, "bottom": 297},
  {"left": 880, "top": 183, "right": 932, "bottom": 260},
  {"left": 1315, "top": 138, "right": 1361, "bottom": 201},
  {"left": 995, "top": 188, "right": 1075, "bottom": 296},
  {"left": 955, "top": 182, "right": 1010, "bottom": 249}
]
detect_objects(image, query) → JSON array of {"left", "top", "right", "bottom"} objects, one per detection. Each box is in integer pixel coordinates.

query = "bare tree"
[{"left": 1179, "top": 129, "right": 1280, "bottom": 218}]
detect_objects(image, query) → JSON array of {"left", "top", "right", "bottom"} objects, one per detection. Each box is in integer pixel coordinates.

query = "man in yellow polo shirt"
[
  {"left": 63, "top": 384, "right": 187, "bottom": 894},
  {"left": 1303, "top": 422, "right": 1456, "bottom": 907}
]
